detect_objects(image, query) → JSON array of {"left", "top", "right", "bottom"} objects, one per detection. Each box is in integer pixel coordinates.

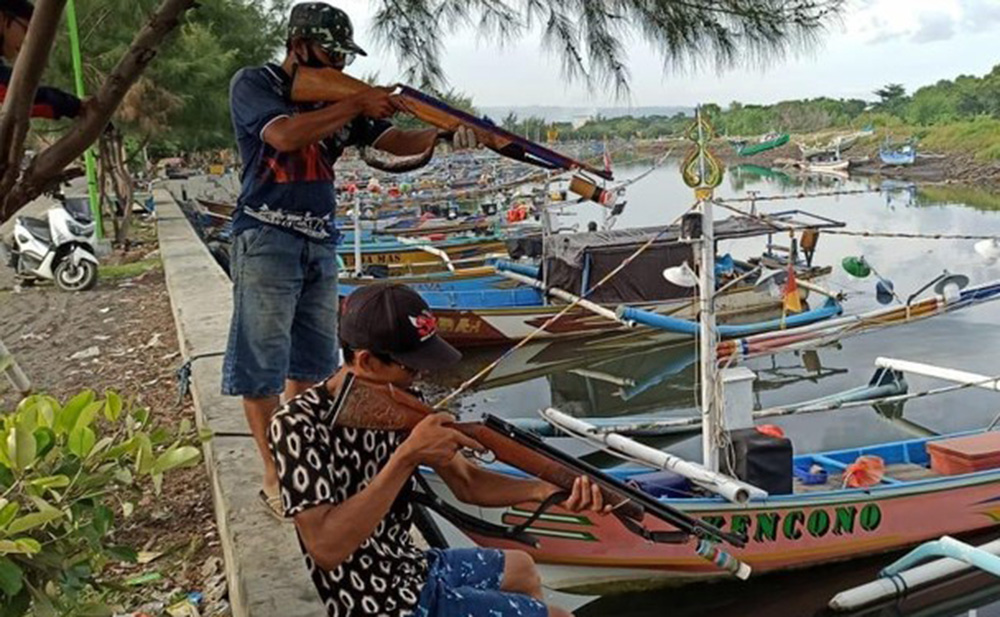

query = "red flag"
[
  {"left": 603, "top": 138, "right": 612, "bottom": 174},
  {"left": 783, "top": 263, "right": 803, "bottom": 313}
]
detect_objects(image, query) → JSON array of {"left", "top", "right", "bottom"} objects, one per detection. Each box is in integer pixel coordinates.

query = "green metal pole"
[{"left": 65, "top": 0, "right": 102, "bottom": 238}]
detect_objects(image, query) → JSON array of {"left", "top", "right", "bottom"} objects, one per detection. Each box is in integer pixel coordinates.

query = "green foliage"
[
  {"left": 0, "top": 391, "right": 204, "bottom": 615},
  {"left": 44, "top": 0, "right": 290, "bottom": 155},
  {"left": 561, "top": 63, "right": 1000, "bottom": 150},
  {"left": 918, "top": 117, "right": 1000, "bottom": 161}
]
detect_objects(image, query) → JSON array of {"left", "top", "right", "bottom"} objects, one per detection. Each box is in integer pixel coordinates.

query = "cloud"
[
  {"left": 962, "top": 0, "right": 1000, "bottom": 32},
  {"left": 910, "top": 12, "right": 957, "bottom": 43}
]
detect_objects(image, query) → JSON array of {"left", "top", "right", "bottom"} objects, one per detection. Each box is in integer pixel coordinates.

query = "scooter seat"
[{"left": 19, "top": 217, "right": 51, "bottom": 244}]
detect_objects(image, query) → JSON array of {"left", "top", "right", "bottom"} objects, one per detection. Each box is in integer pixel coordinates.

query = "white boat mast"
[{"left": 694, "top": 107, "right": 720, "bottom": 472}]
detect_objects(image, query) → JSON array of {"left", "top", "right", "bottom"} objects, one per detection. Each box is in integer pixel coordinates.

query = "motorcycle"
[{"left": 2, "top": 195, "right": 99, "bottom": 291}]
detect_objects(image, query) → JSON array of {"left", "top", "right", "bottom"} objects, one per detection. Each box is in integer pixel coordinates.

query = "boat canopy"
[{"left": 540, "top": 211, "right": 844, "bottom": 304}]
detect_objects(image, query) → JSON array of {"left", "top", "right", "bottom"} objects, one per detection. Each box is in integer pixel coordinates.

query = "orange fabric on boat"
[
  {"left": 756, "top": 425, "right": 786, "bottom": 439},
  {"left": 843, "top": 455, "right": 886, "bottom": 488}
]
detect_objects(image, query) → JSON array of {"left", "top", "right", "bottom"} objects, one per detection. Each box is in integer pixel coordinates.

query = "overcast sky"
[{"left": 321, "top": 0, "right": 1000, "bottom": 108}]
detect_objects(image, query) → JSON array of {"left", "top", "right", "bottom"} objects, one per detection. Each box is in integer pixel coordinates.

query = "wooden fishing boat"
[
  {"left": 806, "top": 158, "right": 850, "bottom": 174},
  {"left": 194, "top": 198, "right": 235, "bottom": 223},
  {"left": 879, "top": 140, "right": 917, "bottom": 166},
  {"left": 798, "top": 132, "right": 861, "bottom": 159},
  {"left": 337, "top": 236, "right": 508, "bottom": 275},
  {"left": 341, "top": 212, "right": 843, "bottom": 347},
  {"left": 731, "top": 133, "right": 790, "bottom": 157},
  {"left": 423, "top": 369, "right": 1000, "bottom": 591},
  {"left": 339, "top": 265, "right": 513, "bottom": 289},
  {"left": 372, "top": 218, "right": 492, "bottom": 238}
]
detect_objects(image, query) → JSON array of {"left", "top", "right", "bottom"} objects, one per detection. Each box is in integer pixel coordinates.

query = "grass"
[
  {"left": 892, "top": 117, "right": 1000, "bottom": 161},
  {"left": 100, "top": 258, "right": 162, "bottom": 280}
]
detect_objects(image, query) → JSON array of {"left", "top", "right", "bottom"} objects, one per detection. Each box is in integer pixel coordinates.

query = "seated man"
[{"left": 269, "top": 283, "right": 609, "bottom": 617}]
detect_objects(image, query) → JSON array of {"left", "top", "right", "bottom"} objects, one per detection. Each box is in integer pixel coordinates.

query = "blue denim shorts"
[
  {"left": 416, "top": 548, "right": 548, "bottom": 617},
  {"left": 222, "top": 225, "right": 339, "bottom": 397}
]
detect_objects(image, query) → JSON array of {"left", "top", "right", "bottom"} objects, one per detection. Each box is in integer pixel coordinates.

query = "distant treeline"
[{"left": 498, "top": 64, "right": 1000, "bottom": 142}]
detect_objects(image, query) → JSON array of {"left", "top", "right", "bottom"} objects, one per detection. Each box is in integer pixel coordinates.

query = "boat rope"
[
  {"left": 434, "top": 202, "right": 701, "bottom": 410},
  {"left": 716, "top": 187, "right": 882, "bottom": 204},
  {"left": 713, "top": 199, "right": 1000, "bottom": 242},
  {"left": 822, "top": 229, "right": 1000, "bottom": 241}
]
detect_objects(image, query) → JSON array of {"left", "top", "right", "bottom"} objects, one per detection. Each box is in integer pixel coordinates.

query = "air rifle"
[
  {"left": 348, "top": 374, "right": 749, "bottom": 565},
  {"left": 290, "top": 67, "right": 614, "bottom": 182}
]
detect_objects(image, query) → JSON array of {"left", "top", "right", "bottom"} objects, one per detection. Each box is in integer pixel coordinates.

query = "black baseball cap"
[
  {"left": 340, "top": 283, "right": 461, "bottom": 371},
  {"left": 0, "top": 0, "right": 33, "bottom": 19}
]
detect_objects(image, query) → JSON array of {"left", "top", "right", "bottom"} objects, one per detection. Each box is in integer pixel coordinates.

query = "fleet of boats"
[{"left": 177, "top": 114, "right": 995, "bottom": 609}]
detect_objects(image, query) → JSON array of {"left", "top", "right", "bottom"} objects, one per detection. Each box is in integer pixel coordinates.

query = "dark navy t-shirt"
[
  {"left": 0, "top": 64, "right": 81, "bottom": 119},
  {"left": 229, "top": 63, "right": 392, "bottom": 242}
]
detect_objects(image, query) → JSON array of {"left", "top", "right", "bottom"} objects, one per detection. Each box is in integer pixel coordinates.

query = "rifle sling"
[
  {"left": 616, "top": 513, "right": 690, "bottom": 545},
  {"left": 412, "top": 474, "right": 571, "bottom": 549}
]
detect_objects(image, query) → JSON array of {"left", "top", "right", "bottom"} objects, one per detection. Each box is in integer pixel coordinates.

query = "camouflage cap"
[{"left": 288, "top": 2, "right": 366, "bottom": 57}]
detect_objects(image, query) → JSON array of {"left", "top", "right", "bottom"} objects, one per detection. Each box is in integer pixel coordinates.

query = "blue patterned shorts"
[{"left": 415, "top": 548, "right": 548, "bottom": 617}]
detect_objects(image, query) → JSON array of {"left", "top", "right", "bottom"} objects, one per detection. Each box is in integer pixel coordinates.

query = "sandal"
[{"left": 258, "top": 489, "right": 288, "bottom": 522}]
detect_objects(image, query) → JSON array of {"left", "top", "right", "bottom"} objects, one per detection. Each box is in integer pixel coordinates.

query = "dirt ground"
[{"left": 0, "top": 219, "right": 224, "bottom": 614}]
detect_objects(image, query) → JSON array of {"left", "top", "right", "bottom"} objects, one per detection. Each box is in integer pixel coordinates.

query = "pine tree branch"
[
  {"left": 370, "top": 0, "right": 844, "bottom": 93},
  {"left": 1, "top": 0, "right": 197, "bottom": 221}
]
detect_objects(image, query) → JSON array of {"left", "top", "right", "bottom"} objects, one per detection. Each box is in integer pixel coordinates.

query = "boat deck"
[{"left": 794, "top": 462, "right": 939, "bottom": 494}]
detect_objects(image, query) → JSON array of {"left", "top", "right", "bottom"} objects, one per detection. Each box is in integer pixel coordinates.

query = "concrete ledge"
[{"left": 156, "top": 190, "right": 325, "bottom": 617}]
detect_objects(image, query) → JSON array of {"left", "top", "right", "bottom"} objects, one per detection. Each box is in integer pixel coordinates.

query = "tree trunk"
[
  {"left": 0, "top": 0, "right": 198, "bottom": 223},
  {"left": 0, "top": 0, "right": 67, "bottom": 200},
  {"left": 110, "top": 132, "right": 134, "bottom": 246}
]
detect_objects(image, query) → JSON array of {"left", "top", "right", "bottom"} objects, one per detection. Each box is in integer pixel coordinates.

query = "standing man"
[
  {"left": 224, "top": 2, "right": 475, "bottom": 516},
  {"left": 1, "top": 0, "right": 83, "bottom": 119}
]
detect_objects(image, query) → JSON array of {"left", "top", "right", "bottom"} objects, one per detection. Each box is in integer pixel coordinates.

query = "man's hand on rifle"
[
  {"left": 399, "top": 412, "right": 484, "bottom": 468},
  {"left": 452, "top": 125, "right": 481, "bottom": 151},
  {"left": 351, "top": 86, "right": 397, "bottom": 119},
  {"left": 556, "top": 476, "right": 614, "bottom": 515}
]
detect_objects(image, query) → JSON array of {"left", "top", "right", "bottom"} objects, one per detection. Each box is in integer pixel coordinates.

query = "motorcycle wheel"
[{"left": 54, "top": 259, "right": 98, "bottom": 292}]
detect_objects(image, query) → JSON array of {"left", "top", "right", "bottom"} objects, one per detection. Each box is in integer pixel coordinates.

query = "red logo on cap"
[{"left": 409, "top": 311, "right": 437, "bottom": 342}]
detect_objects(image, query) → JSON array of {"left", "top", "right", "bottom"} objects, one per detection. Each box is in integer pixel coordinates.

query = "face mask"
[{"left": 296, "top": 45, "right": 328, "bottom": 69}]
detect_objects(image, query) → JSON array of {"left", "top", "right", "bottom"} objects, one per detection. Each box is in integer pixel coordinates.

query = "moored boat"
[
  {"left": 340, "top": 211, "right": 843, "bottom": 346},
  {"left": 337, "top": 236, "right": 508, "bottom": 275},
  {"left": 424, "top": 424, "right": 1000, "bottom": 591},
  {"left": 731, "top": 133, "right": 791, "bottom": 157},
  {"left": 879, "top": 139, "right": 917, "bottom": 166}
]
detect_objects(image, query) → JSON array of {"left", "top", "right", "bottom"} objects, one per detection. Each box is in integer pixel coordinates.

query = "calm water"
[{"left": 444, "top": 161, "right": 1000, "bottom": 617}]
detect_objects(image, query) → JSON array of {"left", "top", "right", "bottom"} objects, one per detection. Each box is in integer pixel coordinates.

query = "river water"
[{"left": 442, "top": 161, "right": 1000, "bottom": 617}]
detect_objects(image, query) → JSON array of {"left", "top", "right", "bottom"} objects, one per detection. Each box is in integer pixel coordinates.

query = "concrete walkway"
[{"left": 156, "top": 189, "right": 325, "bottom": 617}]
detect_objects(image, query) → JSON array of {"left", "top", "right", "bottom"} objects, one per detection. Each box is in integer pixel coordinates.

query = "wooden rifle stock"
[{"left": 290, "top": 67, "right": 614, "bottom": 181}]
